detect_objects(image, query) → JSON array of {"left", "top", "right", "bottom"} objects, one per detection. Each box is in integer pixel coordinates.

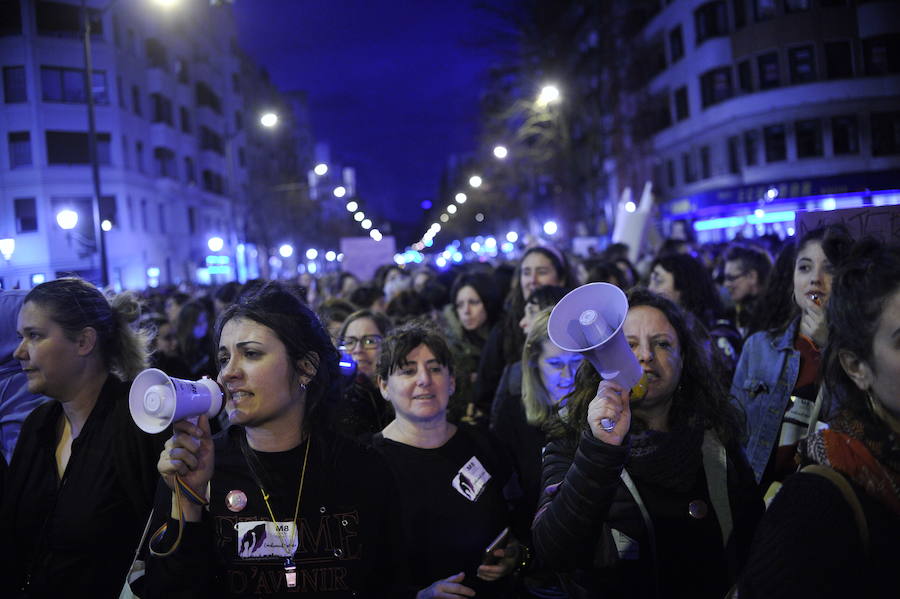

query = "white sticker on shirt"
[
  {"left": 452, "top": 456, "right": 491, "bottom": 502},
  {"left": 235, "top": 521, "right": 298, "bottom": 559}
]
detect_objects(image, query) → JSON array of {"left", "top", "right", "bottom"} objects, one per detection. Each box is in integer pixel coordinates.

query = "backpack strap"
[{"left": 800, "top": 464, "right": 869, "bottom": 554}]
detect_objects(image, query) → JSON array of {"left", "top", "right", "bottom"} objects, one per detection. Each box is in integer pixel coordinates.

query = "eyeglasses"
[
  {"left": 723, "top": 271, "right": 749, "bottom": 283},
  {"left": 339, "top": 334, "right": 383, "bottom": 351}
]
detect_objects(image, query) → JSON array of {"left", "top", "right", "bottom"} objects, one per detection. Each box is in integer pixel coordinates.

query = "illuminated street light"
[
  {"left": 537, "top": 84, "right": 561, "bottom": 106},
  {"left": 493, "top": 145, "right": 508, "bottom": 159},
  {"left": 333, "top": 186, "right": 347, "bottom": 198},
  {"left": 447, "top": 205, "right": 457, "bottom": 214},
  {"left": 306, "top": 248, "right": 318, "bottom": 260},
  {"left": 0, "top": 238, "right": 14, "bottom": 261},
  {"left": 260, "top": 112, "right": 279, "bottom": 128},
  {"left": 346, "top": 200, "right": 358, "bottom": 212},
  {"left": 354, "top": 211, "right": 365, "bottom": 222},
  {"left": 101, "top": 219, "right": 113, "bottom": 231},
  {"left": 506, "top": 231, "right": 518, "bottom": 243},
  {"left": 543, "top": 220, "right": 558, "bottom": 235},
  {"left": 455, "top": 192, "right": 467, "bottom": 204},
  {"left": 370, "top": 229, "right": 383, "bottom": 241},
  {"left": 207, "top": 236, "right": 224, "bottom": 252},
  {"left": 153, "top": 0, "right": 178, "bottom": 7},
  {"left": 325, "top": 251, "right": 337, "bottom": 262},
  {"left": 361, "top": 219, "right": 372, "bottom": 229},
  {"left": 485, "top": 236, "right": 497, "bottom": 248},
  {"left": 56, "top": 209, "right": 79, "bottom": 230},
  {"left": 475, "top": 213, "right": 484, "bottom": 222},
  {"left": 440, "top": 214, "right": 449, "bottom": 223},
  {"left": 279, "top": 244, "right": 294, "bottom": 258},
  {"left": 314, "top": 163, "right": 328, "bottom": 176},
  {"left": 469, "top": 175, "right": 483, "bottom": 188}
]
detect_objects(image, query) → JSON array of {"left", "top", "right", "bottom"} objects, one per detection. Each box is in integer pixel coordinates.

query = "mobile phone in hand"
[{"left": 482, "top": 527, "right": 510, "bottom": 565}]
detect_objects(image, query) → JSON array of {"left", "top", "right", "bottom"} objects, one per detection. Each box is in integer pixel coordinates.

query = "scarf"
[
  {"left": 803, "top": 411, "right": 900, "bottom": 516},
  {"left": 626, "top": 417, "right": 705, "bottom": 493}
]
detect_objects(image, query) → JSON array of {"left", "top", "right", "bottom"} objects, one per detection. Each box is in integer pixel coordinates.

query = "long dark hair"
[
  {"left": 25, "top": 277, "right": 148, "bottom": 381},
  {"left": 450, "top": 271, "right": 502, "bottom": 330},
  {"left": 215, "top": 281, "right": 340, "bottom": 434},
  {"left": 547, "top": 287, "right": 743, "bottom": 446},
  {"left": 650, "top": 253, "right": 724, "bottom": 325},
  {"left": 823, "top": 238, "right": 899, "bottom": 427}
]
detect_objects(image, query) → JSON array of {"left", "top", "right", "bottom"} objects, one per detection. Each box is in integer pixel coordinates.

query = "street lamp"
[
  {"left": 447, "top": 204, "right": 457, "bottom": 214},
  {"left": 537, "top": 84, "right": 561, "bottom": 106},
  {"left": 333, "top": 186, "right": 347, "bottom": 198},
  {"left": 57, "top": 209, "right": 79, "bottom": 230},
  {"left": 208, "top": 236, "right": 224, "bottom": 252},
  {"left": 260, "top": 112, "right": 278, "bottom": 128},
  {"left": 278, "top": 244, "right": 294, "bottom": 258},
  {"left": 345, "top": 200, "right": 358, "bottom": 212},
  {"left": 543, "top": 220, "right": 558, "bottom": 235},
  {"left": 314, "top": 163, "right": 328, "bottom": 176},
  {"left": 469, "top": 175, "right": 483, "bottom": 188},
  {"left": 306, "top": 248, "right": 318, "bottom": 260},
  {"left": 493, "top": 145, "right": 508, "bottom": 159},
  {"left": 455, "top": 192, "right": 467, "bottom": 204}
]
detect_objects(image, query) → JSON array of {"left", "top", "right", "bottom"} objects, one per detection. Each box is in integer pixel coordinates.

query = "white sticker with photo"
[
  {"left": 451, "top": 456, "right": 492, "bottom": 502},
  {"left": 235, "top": 521, "right": 298, "bottom": 559}
]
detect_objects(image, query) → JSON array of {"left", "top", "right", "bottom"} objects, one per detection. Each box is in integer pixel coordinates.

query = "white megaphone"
[
  {"left": 129, "top": 368, "right": 224, "bottom": 433},
  {"left": 548, "top": 283, "right": 647, "bottom": 430}
]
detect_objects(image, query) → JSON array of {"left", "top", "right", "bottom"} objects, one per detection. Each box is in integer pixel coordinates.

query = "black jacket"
[
  {"left": 0, "top": 376, "right": 167, "bottom": 598},
  {"left": 533, "top": 430, "right": 762, "bottom": 599}
]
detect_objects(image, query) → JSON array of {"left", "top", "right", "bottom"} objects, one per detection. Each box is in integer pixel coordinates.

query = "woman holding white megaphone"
[
  {"left": 144, "top": 281, "right": 407, "bottom": 598},
  {"left": 533, "top": 287, "right": 762, "bottom": 599}
]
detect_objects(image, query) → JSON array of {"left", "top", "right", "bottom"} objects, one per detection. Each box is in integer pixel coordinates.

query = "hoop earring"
[{"left": 300, "top": 382, "right": 308, "bottom": 392}]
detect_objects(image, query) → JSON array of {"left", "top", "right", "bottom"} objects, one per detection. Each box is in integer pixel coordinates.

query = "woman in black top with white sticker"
[
  {"left": 371, "top": 323, "right": 519, "bottom": 599},
  {"left": 146, "top": 281, "right": 407, "bottom": 598}
]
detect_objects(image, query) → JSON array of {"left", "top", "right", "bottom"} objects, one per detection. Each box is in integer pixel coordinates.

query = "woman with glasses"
[{"left": 334, "top": 310, "right": 393, "bottom": 439}]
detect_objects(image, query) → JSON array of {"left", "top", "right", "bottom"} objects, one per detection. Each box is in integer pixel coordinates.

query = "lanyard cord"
[{"left": 239, "top": 431, "right": 311, "bottom": 559}]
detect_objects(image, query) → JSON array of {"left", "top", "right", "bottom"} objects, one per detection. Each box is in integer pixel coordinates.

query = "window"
[
  {"left": 127, "top": 196, "right": 135, "bottom": 230},
  {"left": 202, "top": 169, "right": 225, "bottom": 194},
  {"left": 738, "top": 60, "right": 754, "bottom": 93},
  {"left": 695, "top": 1, "right": 728, "bottom": 44},
  {"left": 764, "top": 124, "right": 786, "bottom": 162},
  {"left": 238, "top": 147, "right": 246, "bottom": 168},
  {"left": 187, "top": 206, "right": 196, "bottom": 234},
  {"left": 744, "top": 130, "right": 759, "bottom": 165},
  {"left": 669, "top": 26, "right": 684, "bottom": 62},
  {"left": 871, "top": 112, "right": 900, "bottom": 156},
  {"left": 788, "top": 45, "right": 816, "bottom": 84},
  {"left": 733, "top": 0, "right": 746, "bottom": 29},
  {"left": 795, "top": 119, "right": 823, "bottom": 157},
  {"left": 682, "top": 152, "right": 696, "bottom": 183},
  {"left": 758, "top": 52, "right": 780, "bottom": 89},
  {"left": 145, "top": 38, "right": 168, "bottom": 70},
  {"left": 783, "top": 0, "right": 809, "bottom": 12},
  {"left": 100, "top": 196, "right": 116, "bottom": 229},
  {"left": 728, "top": 136, "right": 740, "bottom": 173},
  {"left": 235, "top": 111, "right": 243, "bottom": 131},
  {"left": 232, "top": 72, "right": 240, "bottom": 92},
  {"left": 153, "top": 147, "right": 176, "bottom": 179},
  {"left": 151, "top": 93, "right": 173, "bottom": 125},
  {"left": 195, "top": 81, "right": 221, "bottom": 114},
  {"left": 121, "top": 135, "right": 129, "bottom": 168},
  {"left": 116, "top": 75, "right": 126, "bottom": 108},
  {"left": 8, "top": 131, "right": 31, "bottom": 168},
  {"left": 180, "top": 107, "right": 192, "bottom": 133},
  {"left": 199, "top": 126, "right": 224, "bottom": 154},
  {"left": 14, "top": 198, "right": 37, "bottom": 233},
  {"left": 158, "top": 204, "right": 167, "bottom": 234},
  {"left": 825, "top": 41, "right": 853, "bottom": 79},
  {"left": 41, "top": 66, "right": 109, "bottom": 104},
  {"left": 700, "top": 67, "right": 733, "bottom": 107},
  {"left": 3, "top": 66, "right": 26, "bottom": 102},
  {"left": 674, "top": 86, "right": 689, "bottom": 121},
  {"left": 131, "top": 85, "right": 142, "bottom": 116},
  {"left": 135, "top": 141, "right": 144, "bottom": 173},
  {"left": 45, "top": 131, "right": 111, "bottom": 165},
  {"left": 175, "top": 58, "right": 189, "bottom": 84},
  {"left": 831, "top": 115, "right": 859, "bottom": 155},
  {"left": 1, "top": 0, "right": 23, "bottom": 36},
  {"left": 140, "top": 199, "right": 148, "bottom": 232},
  {"left": 36, "top": 1, "right": 101, "bottom": 38},
  {"left": 754, "top": 0, "right": 776, "bottom": 21},
  {"left": 700, "top": 146, "right": 711, "bottom": 179},
  {"left": 863, "top": 34, "right": 900, "bottom": 76},
  {"left": 667, "top": 159, "right": 676, "bottom": 187},
  {"left": 184, "top": 156, "right": 196, "bottom": 183},
  {"left": 112, "top": 14, "right": 121, "bottom": 47}
]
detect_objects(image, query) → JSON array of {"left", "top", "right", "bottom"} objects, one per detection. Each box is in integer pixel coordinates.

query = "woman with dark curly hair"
[
  {"left": 533, "top": 288, "right": 761, "bottom": 599},
  {"left": 736, "top": 238, "right": 900, "bottom": 598},
  {"left": 146, "top": 281, "right": 406, "bottom": 597},
  {"left": 1, "top": 278, "right": 167, "bottom": 598}
]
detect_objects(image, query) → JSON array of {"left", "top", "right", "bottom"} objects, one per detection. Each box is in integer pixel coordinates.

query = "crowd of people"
[{"left": 0, "top": 227, "right": 896, "bottom": 598}]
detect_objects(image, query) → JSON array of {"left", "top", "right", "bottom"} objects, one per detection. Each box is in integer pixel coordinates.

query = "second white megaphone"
[
  {"left": 129, "top": 368, "right": 223, "bottom": 434},
  {"left": 547, "top": 282, "right": 643, "bottom": 391}
]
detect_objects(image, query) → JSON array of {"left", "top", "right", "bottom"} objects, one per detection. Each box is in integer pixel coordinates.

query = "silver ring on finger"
[{"left": 600, "top": 417, "right": 616, "bottom": 432}]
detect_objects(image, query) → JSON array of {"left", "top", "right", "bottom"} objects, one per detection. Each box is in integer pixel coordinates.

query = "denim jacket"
[{"left": 729, "top": 319, "right": 800, "bottom": 482}]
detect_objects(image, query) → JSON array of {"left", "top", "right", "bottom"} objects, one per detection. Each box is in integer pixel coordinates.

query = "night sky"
[{"left": 233, "top": 0, "right": 516, "bottom": 233}]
